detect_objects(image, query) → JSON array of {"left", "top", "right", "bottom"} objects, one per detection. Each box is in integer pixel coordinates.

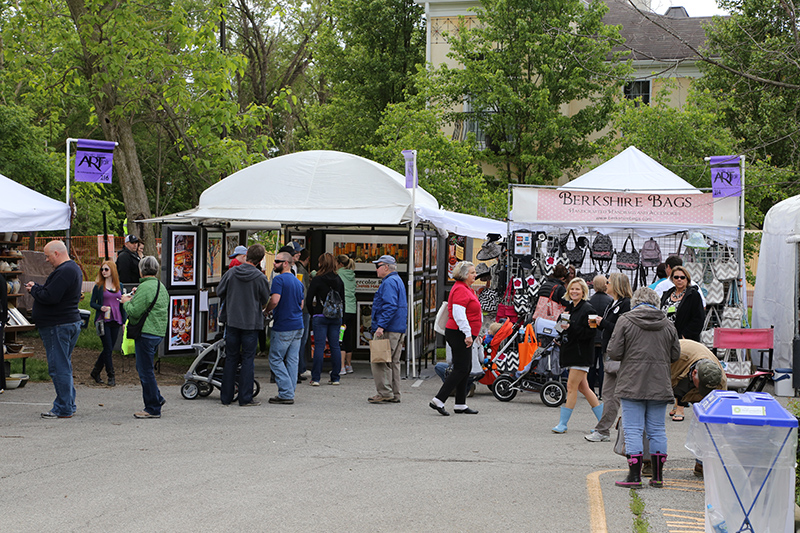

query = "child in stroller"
[{"left": 490, "top": 318, "right": 568, "bottom": 407}]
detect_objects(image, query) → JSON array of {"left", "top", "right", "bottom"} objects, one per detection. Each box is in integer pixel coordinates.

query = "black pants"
[{"left": 436, "top": 329, "right": 472, "bottom": 405}]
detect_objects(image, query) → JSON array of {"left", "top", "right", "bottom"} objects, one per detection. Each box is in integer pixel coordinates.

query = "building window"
[
  {"left": 451, "top": 98, "right": 493, "bottom": 150},
  {"left": 624, "top": 80, "right": 651, "bottom": 105}
]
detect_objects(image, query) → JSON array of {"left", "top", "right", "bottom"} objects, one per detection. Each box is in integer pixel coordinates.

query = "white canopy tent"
[
  {"left": 0, "top": 173, "right": 71, "bottom": 232},
  {"left": 510, "top": 146, "right": 740, "bottom": 244},
  {"left": 752, "top": 195, "right": 800, "bottom": 372}
]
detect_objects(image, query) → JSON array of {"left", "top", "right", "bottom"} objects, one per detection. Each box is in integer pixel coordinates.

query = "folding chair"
[{"left": 713, "top": 328, "right": 789, "bottom": 393}]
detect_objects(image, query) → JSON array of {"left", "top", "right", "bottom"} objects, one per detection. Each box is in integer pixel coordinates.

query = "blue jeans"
[
  {"left": 269, "top": 329, "right": 303, "bottom": 399},
  {"left": 298, "top": 311, "right": 310, "bottom": 374},
  {"left": 312, "top": 315, "right": 342, "bottom": 383},
  {"left": 93, "top": 322, "right": 121, "bottom": 376},
  {"left": 620, "top": 398, "right": 669, "bottom": 455},
  {"left": 135, "top": 333, "right": 165, "bottom": 415},
  {"left": 40, "top": 321, "right": 81, "bottom": 416},
  {"left": 221, "top": 326, "right": 258, "bottom": 405}
]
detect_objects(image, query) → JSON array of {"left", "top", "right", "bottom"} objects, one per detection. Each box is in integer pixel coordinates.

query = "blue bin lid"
[{"left": 693, "top": 390, "right": 799, "bottom": 427}]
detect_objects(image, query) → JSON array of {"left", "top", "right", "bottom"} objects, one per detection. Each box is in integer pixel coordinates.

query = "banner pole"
[{"left": 66, "top": 138, "right": 76, "bottom": 253}]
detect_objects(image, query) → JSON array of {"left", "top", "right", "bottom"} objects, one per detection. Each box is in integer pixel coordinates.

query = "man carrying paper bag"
[{"left": 368, "top": 255, "right": 407, "bottom": 404}]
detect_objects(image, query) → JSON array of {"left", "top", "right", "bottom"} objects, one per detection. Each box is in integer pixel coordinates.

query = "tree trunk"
[{"left": 65, "top": 0, "right": 157, "bottom": 256}]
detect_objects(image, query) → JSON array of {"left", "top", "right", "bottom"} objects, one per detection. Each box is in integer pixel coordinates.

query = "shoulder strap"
[{"left": 137, "top": 279, "right": 161, "bottom": 323}]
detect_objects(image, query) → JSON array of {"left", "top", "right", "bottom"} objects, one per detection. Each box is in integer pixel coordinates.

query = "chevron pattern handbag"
[{"left": 705, "top": 278, "right": 724, "bottom": 306}]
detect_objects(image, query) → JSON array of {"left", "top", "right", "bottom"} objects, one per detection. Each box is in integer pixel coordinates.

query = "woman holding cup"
[
  {"left": 552, "top": 278, "right": 603, "bottom": 433},
  {"left": 89, "top": 261, "right": 126, "bottom": 386}
]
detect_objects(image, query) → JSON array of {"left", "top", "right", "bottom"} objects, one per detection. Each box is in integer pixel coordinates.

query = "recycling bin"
[{"left": 685, "top": 390, "right": 798, "bottom": 533}]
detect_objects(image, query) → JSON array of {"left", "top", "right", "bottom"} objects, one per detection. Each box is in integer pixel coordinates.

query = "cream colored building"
[{"left": 415, "top": 0, "right": 716, "bottom": 164}]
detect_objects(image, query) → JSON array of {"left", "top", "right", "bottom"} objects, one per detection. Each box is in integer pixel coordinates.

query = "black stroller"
[
  {"left": 180, "top": 338, "right": 261, "bottom": 401},
  {"left": 491, "top": 318, "right": 567, "bottom": 407}
]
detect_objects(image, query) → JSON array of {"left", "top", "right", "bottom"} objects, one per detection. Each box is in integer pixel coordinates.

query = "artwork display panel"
[
  {"left": 168, "top": 294, "right": 195, "bottom": 352},
  {"left": 169, "top": 230, "right": 197, "bottom": 288},
  {"left": 225, "top": 233, "right": 240, "bottom": 260},
  {"left": 325, "top": 233, "right": 408, "bottom": 272},
  {"left": 428, "top": 235, "right": 439, "bottom": 273},
  {"left": 205, "top": 231, "right": 223, "bottom": 285},
  {"left": 427, "top": 278, "right": 438, "bottom": 313},
  {"left": 413, "top": 299, "right": 423, "bottom": 336}
]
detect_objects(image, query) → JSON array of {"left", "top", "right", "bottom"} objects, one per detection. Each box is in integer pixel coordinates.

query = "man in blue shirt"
[
  {"left": 368, "top": 255, "right": 407, "bottom": 404},
  {"left": 26, "top": 240, "right": 83, "bottom": 419},
  {"left": 265, "top": 251, "right": 304, "bottom": 404}
]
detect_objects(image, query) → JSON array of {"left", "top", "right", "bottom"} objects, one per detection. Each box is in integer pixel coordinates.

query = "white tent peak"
[
  {"left": 560, "top": 146, "right": 701, "bottom": 194},
  {"left": 0, "top": 173, "right": 71, "bottom": 232},
  {"left": 160, "top": 150, "right": 439, "bottom": 226}
]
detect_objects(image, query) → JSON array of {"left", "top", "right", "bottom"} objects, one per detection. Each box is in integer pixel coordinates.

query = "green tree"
[
  {"left": 300, "top": 0, "right": 426, "bottom": 156},
  {"left": 367, "top": 92, "right": 505, "bottom": 219},
  {"left": 430, "top": 0, "right": 631, "bottom": 186}
]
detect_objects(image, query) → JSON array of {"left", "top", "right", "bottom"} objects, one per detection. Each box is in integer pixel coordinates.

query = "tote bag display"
[
  {"left": 532, "top": 286, "right": 566, "bottom": 322},
  {"left": 616, "top": 236, "right": 640, "bottom": 271}
]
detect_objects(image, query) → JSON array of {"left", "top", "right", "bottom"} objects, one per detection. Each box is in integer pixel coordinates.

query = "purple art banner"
[
  {"left": 75, "top": 139, "right": 115, "bottom": 183},
  {"left": 710, "top": 155, "right": 741, "bottom": 198},
  {"left": 402, "top": 149, "right": 417, "bottom": 188}
]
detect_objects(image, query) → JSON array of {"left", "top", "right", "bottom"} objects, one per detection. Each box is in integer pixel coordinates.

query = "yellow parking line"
[
  {"left": 587, "top": 469, "right": 625, "bottom": 533},
  {"left": 663, "top": 507, "right": 705, "bottom": 532}
]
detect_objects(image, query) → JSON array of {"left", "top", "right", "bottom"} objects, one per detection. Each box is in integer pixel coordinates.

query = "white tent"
[
  {"left": 561, "top": 146, "right": 701, "bottom": 194},
  {"left": 149, "top": 150, "right": 440, "bottom": 227},
  {"left": 752, "top": 195, "right": 800, "bottom": 371},
  {"left": 0, "top": 173, "right": 71, "bottom": 231}
]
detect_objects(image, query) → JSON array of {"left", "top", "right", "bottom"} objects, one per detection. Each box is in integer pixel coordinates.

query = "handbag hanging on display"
[
  {"left": 563, "top": 230, "right": 586, "bottom": 268},
  {"left": 700, "top": 306, "right": 721, "bottom": 349},
  {"left": 721, "top": 284, "right": 744, "bottom": 329},
  {"left": 723, "top": 346, "right": 752, "bottom": 390},
  {"left": 668, "top": 232, "right": 685, "bottom": 260},
  {"left": 532, "top": 286, "right": 567, "bottom": 322},
  {"left": 682, "top": 259, "right": 705, "bottom": 283},
  {"left": 616, "top": 235, "right": 640, "bottom": 271},
  {"left": 496, "top": 280, "right": 519, "bottom": 322},
  {"left": 713, "top": 245, "right": 740, "bottom": 282},
  {"left": 478, "top": 287, "right": 500, "bottom": 314},
  {"left": 704, "top": 276, "right": 725, "bottom": 306},
  {"left": 517, "top": 323, "right": 539, "bottom": 372}
]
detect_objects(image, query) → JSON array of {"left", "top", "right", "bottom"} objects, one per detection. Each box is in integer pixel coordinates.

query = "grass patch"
[
  {"left": 9, "top": 357, "right": 49, "bottom": 381},
  {"left": 630, "top": 489, "right": 649, "bottom": 533}
]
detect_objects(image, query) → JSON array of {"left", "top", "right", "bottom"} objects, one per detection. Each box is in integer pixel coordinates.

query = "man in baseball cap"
[
  {"left": 368, "top": 254, "right": 406, "bottom": 403},
  {"left": 229, "top": 245, "right": 248, "bottom": 268},
  {"left": 116, "top": 235, "right": 142, "bottom": 284}
]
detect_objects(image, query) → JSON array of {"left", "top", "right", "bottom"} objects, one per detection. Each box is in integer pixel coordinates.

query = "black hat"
[{"left": 475, "top": 262, "right": 491, "bottom": 279}]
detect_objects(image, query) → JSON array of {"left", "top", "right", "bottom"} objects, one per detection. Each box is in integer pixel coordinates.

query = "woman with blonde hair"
[
  {"left": 552, "top": 278, "right": 602, "bottom": 433},
  {"left": 89, "top": 261, "right": 126, "bottom": 386},
  {"left": 336, "top": 254, "right": 357, "bottom": 374}
]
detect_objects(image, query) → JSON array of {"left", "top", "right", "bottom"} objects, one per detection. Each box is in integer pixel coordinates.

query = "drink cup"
[{"left": 589, "top": 314, "right": 598, "bottom": 328}]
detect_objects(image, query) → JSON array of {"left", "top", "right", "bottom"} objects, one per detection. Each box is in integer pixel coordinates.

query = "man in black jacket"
[
  {"left": 116, "top": 235, "right": 141, "bottom": 284},
  {"left": 26, "top": 240, "right": 83, "bottom": 418},
  {"left": 217, "top": 244, "right": 270, "bottom": 407}
]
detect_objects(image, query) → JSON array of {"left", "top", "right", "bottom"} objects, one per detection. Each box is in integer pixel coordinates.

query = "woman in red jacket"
[{"left": 429, "top": 261, "right": 482, "bottom": 416}]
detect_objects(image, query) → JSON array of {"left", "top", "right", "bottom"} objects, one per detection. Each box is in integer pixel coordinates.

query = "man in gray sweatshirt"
[{"left": 217, "top": 244, "right": 270, "bottom": 406}]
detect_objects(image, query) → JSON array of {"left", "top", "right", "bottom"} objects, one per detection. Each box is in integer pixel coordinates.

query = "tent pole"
[
  {"left": 739, "top": 156, "right": 747, "bottom": 318},
  {"left": 408, "top": 222, "right": 416, "bottom": 378}
]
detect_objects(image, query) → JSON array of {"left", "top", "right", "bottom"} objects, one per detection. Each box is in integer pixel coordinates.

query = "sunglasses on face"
[
  {"left": 672, "top": 275, "right": 686, "bottom": 280},
  {"left": 101, "top": 267, "right": 110, "bottom": 272},
  {"left": 274, "top": 260, "right": 286, "bottom": 264},
  {"left": 375, "top": 264, "right": 384, "bottom": 269}
]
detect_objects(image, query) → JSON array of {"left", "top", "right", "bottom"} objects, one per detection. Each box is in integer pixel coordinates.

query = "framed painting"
[
  {"left": 356, "top": 301, "right": 374, "bottom": 349},
  {"left": 205, "top": 231, "right": 223, "bottom": 285},
  {"left": 429, "top": 235, "right": 439, "bottom": 273},
  {"left": 427, "top": 278, "right": 438, "bottom": 313},
  {"left": 205, "top": 296, "right": 221, "bottom": 341},
  {"left": 414, "top": 234, "right": 425, "bottom": 274},
  {"left": 413, "top": 299, "right": 423, "bottom": 336},
  {"left": 325, "top": 233, "right": 409, "bottom": 272},
  {"left": 225, "top": 232, "right": 240, "bottom": 260},
  {"left": 169, "top": 229, "right": 198, "bottom": 288},
  {"left": 167, "top": 294, "right": 196, "bottom": 352}
]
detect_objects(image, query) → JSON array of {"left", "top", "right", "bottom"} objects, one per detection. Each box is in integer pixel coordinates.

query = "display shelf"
[
  {"left": 6, "top": 324, "right": 35, "bottom": 333},
  {"left": 0, "top": 270, "right": 23, "bottom": 276},
  {"left": 0, "top": 241, "right": 23, "bottom": 246},
  {"left": 2, "top": 245, "right": 34, "bottom": 378}
]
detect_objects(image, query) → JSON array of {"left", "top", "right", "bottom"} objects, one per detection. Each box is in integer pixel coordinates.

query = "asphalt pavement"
[{"left": 0, "top": 361, "right": 793, "bottom": 532}]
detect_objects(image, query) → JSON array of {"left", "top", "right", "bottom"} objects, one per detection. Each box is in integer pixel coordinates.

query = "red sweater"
[{"left": 446, "top": 281, "right": 482, "bottom": 336}]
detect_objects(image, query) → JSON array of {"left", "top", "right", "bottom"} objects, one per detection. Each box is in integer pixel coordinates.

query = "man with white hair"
[{"left": 26, "top": 240, "right": 83, "bottom": 419}]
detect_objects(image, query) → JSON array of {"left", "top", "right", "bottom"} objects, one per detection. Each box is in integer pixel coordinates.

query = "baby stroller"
[
  {"left": 490, "top": 318, "right": 567, "bottom": 407},
  {"left": 479, "top": 315, "right": 528, "bottom": 389},
  {"left": 180, "top": 338, "right": 261, "bottom": 401}
]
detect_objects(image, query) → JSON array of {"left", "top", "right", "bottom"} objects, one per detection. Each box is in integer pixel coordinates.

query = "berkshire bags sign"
[{"left": 511, "top": 188, "right": 739, "bottom": 227}]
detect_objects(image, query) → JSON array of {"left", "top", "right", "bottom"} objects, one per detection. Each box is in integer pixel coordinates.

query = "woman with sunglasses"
[
  {"left": 660, "top": 265, "right": 705, "bottom": 421},
  {"left": 89, "top": 261, "right": 127, "bottom": 386}
]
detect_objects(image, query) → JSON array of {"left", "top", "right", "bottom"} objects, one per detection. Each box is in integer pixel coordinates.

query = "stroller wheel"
[
  {"left": 491, "top": 375, "right": 517, "bottom": 402},
  {"left": 540, "top": 380, "right": 566, "bottom": 407},
  {"left": 232, "top": 379, "right": 261, "bottom": 402},
  {"left": 181, "top": 381, "right": 200, "bottom": 400},
  {"left": 197, "top": 382, "right": 213, "bottom": 397}
]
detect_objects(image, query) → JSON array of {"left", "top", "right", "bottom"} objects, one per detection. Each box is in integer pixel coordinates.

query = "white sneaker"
[
  {"left": 310, "top": 381, "right": 320, "bottom": 387},
  {"left": 300, "top": 370, "right": 311, "bottom": 379},
  {"left": 340, "top": 369, "right": 348, "bottom": 376},
  {"left": 584, "top": 432, "right": 610, "bottom": 442}
]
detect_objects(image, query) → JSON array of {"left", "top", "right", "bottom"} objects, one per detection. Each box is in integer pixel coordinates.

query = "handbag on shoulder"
[{"left": 126, "top": 281, "right": 161, "bottom": 340}]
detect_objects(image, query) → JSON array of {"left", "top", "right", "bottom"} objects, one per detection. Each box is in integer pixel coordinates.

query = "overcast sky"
[{"left": 651, "top": 0, "right": 729, "bottom": 16}]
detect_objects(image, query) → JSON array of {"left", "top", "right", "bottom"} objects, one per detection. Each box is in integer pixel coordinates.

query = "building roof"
[{"left": 603, "top": 0, "right": 717, "bottom": 61}]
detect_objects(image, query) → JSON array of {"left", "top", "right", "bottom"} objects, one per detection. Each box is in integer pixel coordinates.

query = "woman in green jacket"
[
  {"left": 336, "top": 254, "right": 357, "bottom": 374},
  {"left": 121, "top": 256, "right": 169, "bottom": 419}
]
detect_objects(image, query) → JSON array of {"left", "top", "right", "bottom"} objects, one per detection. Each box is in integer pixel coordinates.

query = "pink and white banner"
[{"left": 512, "top": 188, "right": 739, "bottom": 227}]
